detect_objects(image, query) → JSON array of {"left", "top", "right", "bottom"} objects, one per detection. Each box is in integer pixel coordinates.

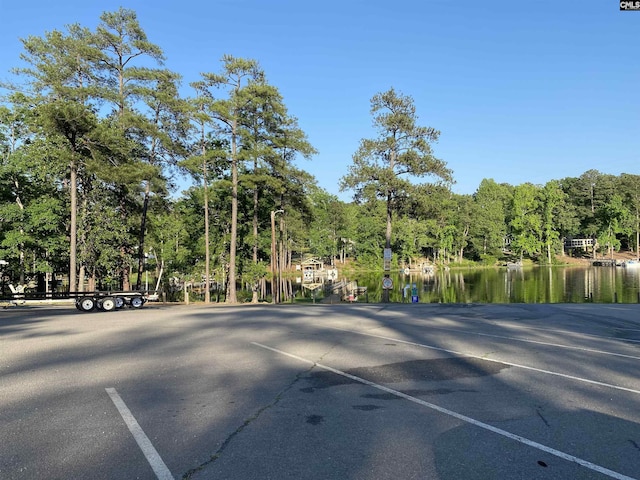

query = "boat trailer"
[{"left": 1, "top": 288, "right": 150, "bottom": 312}]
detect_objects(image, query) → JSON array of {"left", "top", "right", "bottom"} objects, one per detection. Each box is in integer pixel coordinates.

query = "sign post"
[
  {"left": 383, "top": 248, "right": 392, "bottom": 272},
  {"left": 382, "top": 248, "right": 392, "bottom": 302}
]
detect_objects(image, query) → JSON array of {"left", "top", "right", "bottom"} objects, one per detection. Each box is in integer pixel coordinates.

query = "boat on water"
[{"left": 621, "top": 260, "right": 640, "bottom": 268}]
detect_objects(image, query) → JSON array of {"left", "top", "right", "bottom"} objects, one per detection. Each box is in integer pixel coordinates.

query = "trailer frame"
[{"left": 0, "top": 290, "right": 150, "bottom": 312}]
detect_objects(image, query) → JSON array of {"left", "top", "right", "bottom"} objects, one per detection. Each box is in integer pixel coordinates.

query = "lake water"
[{"left": 319, "top": 266, "right": 640, "bottom": 304}]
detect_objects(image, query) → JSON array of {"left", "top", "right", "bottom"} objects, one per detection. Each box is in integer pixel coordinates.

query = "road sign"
[{"left": 382, "top": 277, "right": 393, "bottom": 289}]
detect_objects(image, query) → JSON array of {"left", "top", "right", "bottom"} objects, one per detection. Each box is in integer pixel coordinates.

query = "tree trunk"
[
  {"left": 135, "top": 182, "right": 150, "bottom": 290},
  {"left": 89, "top": 268, "right": 96, "bottom": 292},
  {"left": 78, "top": 264, "right": 85, "bottom": 292},
  {"left": 383, "top": 191, "right": 392, "bottom": 303},
  {"left": 636, "top": 215, "right": 639, "bottom": 261},
  {"left": 70, "top": 155, "right": 77, "bottom": 291},
  {"left": 278, "top": 216, "right": 285, "bottom": 303},
  {"left": 271, "top": 210, "right": 277, "bottom": 303},
  {"left": 251, "top": 159, "right": 259, "bottom": 304},
  {"left": 203, "top": 148, "right": 211, "bottom": 304},
  {"left": 251, "top": 282, "right": 259, "bottom": 304},
  {"left": 252, "top": 160, "right": 259, "bottom": 264},
  {"left": 385, "top": 192, "right": 392, "bottom": 251},
  {"left": 227, "top": 121, "right": 238, "bottom": 303}
]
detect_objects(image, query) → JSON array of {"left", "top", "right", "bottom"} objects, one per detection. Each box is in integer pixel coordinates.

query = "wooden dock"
[{"left": 591, "top": 259, "right": 618, "bottom": 267}]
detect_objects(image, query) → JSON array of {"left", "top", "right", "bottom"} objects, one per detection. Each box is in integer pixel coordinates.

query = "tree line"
[{"left": 1, "top": 8, "right": 638, "bottom": 302}]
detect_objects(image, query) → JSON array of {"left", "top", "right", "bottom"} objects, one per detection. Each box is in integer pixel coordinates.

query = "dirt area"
[{"left": 560, "top": 250, "right": 639, "bottom": 265}]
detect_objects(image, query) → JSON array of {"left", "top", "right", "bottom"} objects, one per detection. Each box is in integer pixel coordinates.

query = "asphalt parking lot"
[{"left": 1, "top": 302, "right": 640, "bottom": 479}]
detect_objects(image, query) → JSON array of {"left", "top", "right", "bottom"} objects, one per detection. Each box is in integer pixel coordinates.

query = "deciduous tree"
[{"left": 510, "top": 183, "right": 542, "bottom": 261}]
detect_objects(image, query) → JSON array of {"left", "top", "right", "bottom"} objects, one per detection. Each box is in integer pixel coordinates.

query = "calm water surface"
[{"left": 337, "top": 266, "right": 640, "bottom": 304}]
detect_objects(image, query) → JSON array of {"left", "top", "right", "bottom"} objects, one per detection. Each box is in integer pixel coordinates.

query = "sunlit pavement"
[{"left": 1, "top": 303, "right": 639, "bottom": 480}]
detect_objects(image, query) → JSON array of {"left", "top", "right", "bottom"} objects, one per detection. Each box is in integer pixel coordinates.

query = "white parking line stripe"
[
  {"left": 422, "top": 325, "right": 640, "bottom": 360},
  {"left": 325, "top": 326, "right": 640, "bottom": 395},
  {"left": 483, "top": 323, "right": 640, "bottom": 344},
  {"left": 251, "top": 342, "right": 637, "bottom": 480},
  {"left": 106, "top": 388, "right": 174, "bottom": 480}
]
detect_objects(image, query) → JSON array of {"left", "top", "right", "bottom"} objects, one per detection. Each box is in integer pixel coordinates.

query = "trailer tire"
[
  {"left": 114, "top": 296, "right": 125, "bottom": 309},
  {"left": 100, "top": 297, "right": 116, "bottom": 312},
  {"left": 78, "top": 297, "right": 96, "bottom": 312},
  {"left": 130, "top": 296, "right": 144, "bottom": 309}
]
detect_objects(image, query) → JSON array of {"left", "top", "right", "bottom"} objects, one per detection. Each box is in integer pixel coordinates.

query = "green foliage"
[
  {"left": 340, "top": 87, "right": 452, "bottom": 277},
  {"left": 540, "top": 180, "right": 566, "bottom": 263},
  {"left": 468, "top": 179, "right": 512, "bottom": 259},
  {"left": 341, "top": 88, "right": 451, "bottom": 205},
  {"left": 242, "top": 260, "right": 267, "bottom": 284},
  {"left": 306, "top": 188, "right": 349, "bottom": 261},
  {"left": 618, "top": 173, "right": 640, "bottom": 252},
  {"left": 509, "top": 183, "right": 542, "bottom": 260},
  {"left": 479, "top": 254, "right": 498, "bottom": 266},
  {"left": 596, "top": 194, "right": 630, "bottom": 256},
  {"left": 3, "top": 8, "right": 640, "bottom": 298}
]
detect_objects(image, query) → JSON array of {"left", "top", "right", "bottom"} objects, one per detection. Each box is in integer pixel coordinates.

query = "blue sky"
[{"left": 1, "top": 0, "right": 638, "bottom": 200}]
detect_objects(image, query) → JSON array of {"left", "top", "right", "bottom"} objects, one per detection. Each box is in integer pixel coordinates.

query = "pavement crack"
[
  {"left": 317, "top": 343, "right": 338, "bottom": 362},
  {"left": 181, "top": 364, "right": 315, "bottom": 479},
  {"left": 536, "top": 407, "right": 551, "bottom": 427}
]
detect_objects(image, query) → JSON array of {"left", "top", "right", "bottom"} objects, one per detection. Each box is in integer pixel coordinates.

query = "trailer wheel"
[
  {"left": 130, "top": 296, "right": 144, "bottom": 309},
  {"left": 100, "top": 297, "right": 116, "bottom": 312},
  {"left": 114, "top": 297, "right": 125, "bottom": 309},
  {"left": 78, "top": 297, "right": 96, "bottom": 312}
]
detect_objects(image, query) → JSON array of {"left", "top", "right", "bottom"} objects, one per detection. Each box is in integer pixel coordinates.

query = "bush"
[{"left": 479, "top": 254, "right": 498, "bottom": 266}]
